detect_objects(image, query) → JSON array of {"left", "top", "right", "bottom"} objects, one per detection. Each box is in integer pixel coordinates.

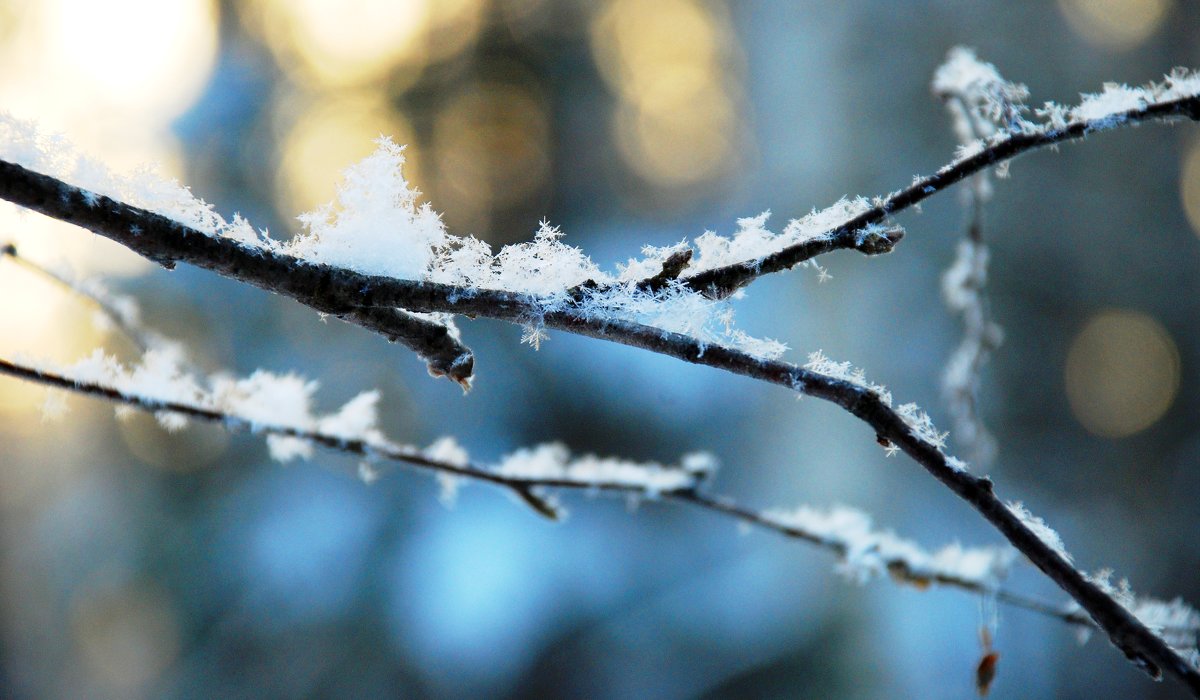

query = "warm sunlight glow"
[
  {"left": 276, "top": 91, "right": 420, "bottom": 219},
  {"left": 432, "top": 80, "right": 551, "bottom": 234},
  {"left": 0, "top": 260, "right": 107, "bottom": 420},
  {"left": 613, "top": 85, "right": 735, "bottom": 188},
  {"left": 43, "top": 0, "right": 218, "bottom": 121},
  {"left": 71, "top": 580, "right": 181, "bottom": 696},
  {"left": 592, "top": 0, "right": 724, "bottom": 116},
  {"left": 591, "top": 0, "right": 740, "bottom": 189},
  {"left": 245, "top": 0, "right": 485, "bottom": 88}
]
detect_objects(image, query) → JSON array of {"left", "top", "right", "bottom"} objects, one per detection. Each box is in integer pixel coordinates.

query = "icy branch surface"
[
  {"left": 764, "top": 504, "right": 1017, "bottom": 587},
  {"left": 805, "top": 350, "right": 951, "bottom": 454},
  {"left": 1071, "top": 571, "right": 1200, "bottom": 670},
  {"left": 494, "top": 443, "right": 716, "bottom": 495},
  {"left": 0, "top": 113, "right": 271, "bottom": 248}
]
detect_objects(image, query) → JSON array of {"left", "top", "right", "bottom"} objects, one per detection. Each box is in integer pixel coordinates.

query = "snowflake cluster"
[
  {"left": 804, "top": 350, "right": 951, "bottom": 454},
  {"left": 1070, "top": 570, "right": 1200, "bottom": 669},
  {"left": 930, "top": 48, "right": 1200, "bottom": 174},
  {"left": 38, "top": 347, "right": 386, "bottom": 462},
  {"left": 765, "top": 504, "right": 1017, "bottom": 587}
]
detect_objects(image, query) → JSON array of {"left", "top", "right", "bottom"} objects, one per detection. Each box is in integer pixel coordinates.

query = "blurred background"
[{"left": 0, "top": 1, "right": 1198, "bottom": 698}]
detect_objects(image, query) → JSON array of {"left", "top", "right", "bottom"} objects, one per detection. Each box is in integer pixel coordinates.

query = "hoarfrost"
[{"left": 765, "top": 504, "right": 1017, "bottom": 586}]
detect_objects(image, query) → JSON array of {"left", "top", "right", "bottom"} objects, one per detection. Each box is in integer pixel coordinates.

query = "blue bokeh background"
[{"left": 1, "top": 2, "right": 1198, "bottom": 698}]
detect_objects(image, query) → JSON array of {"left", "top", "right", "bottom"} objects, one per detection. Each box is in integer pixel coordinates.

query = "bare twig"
[
  {"left": 1, "top": 241, "right": 154, "bottom": 353},
  {"left": 339, "top": 306, "right": 474, "bottom": 389}
]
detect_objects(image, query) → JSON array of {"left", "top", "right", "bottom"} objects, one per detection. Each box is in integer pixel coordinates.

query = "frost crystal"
[
  {"left": 290, "top": 138, "right": 446, "bottom": 279},
  {"left": 1069, "top": 570, "right": 1200, "bottom": 668},
  {"left": 40, "top": 348, "right": 386, "bottom": 464},
  {"left": 1070, "top": 83, "right": 1147, "bottom": 126},
  {"left": 0, "top": 113, "right": 276, "bottom": 249},
  {"left": 804, "top": 351, "right": 955, "bottom": 454},
  {"left": 765, "top": 504, "right": 1016, "bottom": 586},
  {"left": 494, "top": 443, "right": 707, "bottom": 497},
  {"left": 933, "top": 47, "right": 1031, "bottom": 140},
  {"left": 1006, "top": 501, "right": 1072, "bottom": 564}
]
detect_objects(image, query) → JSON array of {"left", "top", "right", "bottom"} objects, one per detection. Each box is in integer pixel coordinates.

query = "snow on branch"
[
  {"left": 3, "top": 52, "right": 1200, "bottom": 692},
  {"left": 0, "top": 348, "right": 711, "bottom": 518},
  {"left": 0, "top": 116, "right": 475, "bottom": 386},
  {"left": 0, "top": 347, "right": 1106, "bottom": 633},
  {"left": 763, "top": 504, "right": 1017, "bottom": 588},
  {"left": 1069, "top": 572, "right": 1200, "bottom": 670},
  {"left": 804, "top": 350, "right": 952, "bottom": 456},
  {"left": 680, "top": 61, "right": 1200, "bottom": 297},
  {"left": 933, "top": 47, "right": 1008, "bottom": 466},
  {"left": 4, "top": 146, "right": 1199, "bottom": 691}
]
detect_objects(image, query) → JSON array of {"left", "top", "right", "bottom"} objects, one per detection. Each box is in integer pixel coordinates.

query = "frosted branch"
[
  {"left": 2, "top": 158, "right": 1198, "bottom": 689},
  {"left": 0, "top": 349, "right": 1148, "bottom": 638},
  {"left": 679, "top": 65, "right": 1200, "bottom": 297},
  {"left": 934, "top": 47, "right": 1007, "bottom": 466},
  {"left": 3, "top": 57, "right": 1200, "bottom": 692}
]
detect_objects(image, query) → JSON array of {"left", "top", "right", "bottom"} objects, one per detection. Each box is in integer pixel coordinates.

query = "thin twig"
[
  {"left": 938, "top": 92, "right": 1003, "bottom": 466},
  {"left": 3, "top": 93, "right": 1200, "bottom": 691},
  {"left": 0, "top": 352, "right": 1108, "bottom": 635},
  {"left": 338, "top": 306, "right": 474, "bottom": 389},
  {"left": 1, "top": 241, "right": 153, "bottom": 354},
  {"left": 679, "top": 92, "right": 1200, "bottom": 297}
]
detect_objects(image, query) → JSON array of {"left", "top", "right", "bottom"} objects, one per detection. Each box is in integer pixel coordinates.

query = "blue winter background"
[{"left": 0, "top": 1, "right": 1197, "bottom": 698}]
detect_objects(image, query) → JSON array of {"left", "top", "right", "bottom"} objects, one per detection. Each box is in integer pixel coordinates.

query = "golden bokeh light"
[
  {"left": 433, "top": 80, "right": 551, "bottom": 234},
  {"left": 590, "top": 0, "right": 740, "bottom": 189},
  {"left": 1065, "top": 310, "right": 1180, "bottom": 438},
  {"left": 1057, "top": 0, "right": 1171, "bottom": 50},
  {"left": 0, "top": 131, "right": 183, "bottom": 279},
  {"left": 0, "top": 257, "right": 110, "bottom": 421},
  {"left": 276, "top": 91, "right": 420, "bottom": 220},
  {"left": 243, "top": 0, "right": 486, "bottom": 88},
  {"left": 613, "top": 86, "right": 736, "bottom": 189},
  {"left": 3, "top": 0, "right": 219, "bottom": 124},
  {"left": 592, "top": 0, "right": 725, "bottom": 115},
  {"left": 1180, "top": 138, "right": 1200, "bottom": 239},
  {"left": 71, "top": 580, "right": 181, "bottom": 695}
]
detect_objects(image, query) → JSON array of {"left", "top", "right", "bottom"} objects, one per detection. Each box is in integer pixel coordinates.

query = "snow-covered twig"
[
  {"left": 3, "top": 59, "right": 1200, "bottom": 692},
  {"left": 0, "top": 350, "right": 1104, "bottom": 632},
  {"left": 933, "top": 47, "right": 1008, "bottom": 466},
  {"left": 2, "top": 149, "right": 1198, "bottom": 693},
  {"left": 679, "top": 68, "right": 1200, "bottom": 297}
]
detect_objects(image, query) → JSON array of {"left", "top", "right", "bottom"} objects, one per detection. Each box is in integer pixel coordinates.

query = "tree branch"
[
  {"left": 338, "top": 306, "right": 474, "bottom": 389},
  {"left": 937, "top": 85, "right": 1004, "bottom": 466},
  {"left": 4, "top": 82, "right": 1200, "bottom": 690},
  {"left": 679, "top": 90, "right": 1200, "bottom": 298},
  {"left": 0, "top": 352, "right": 1121, "bottom": 638},
  {"left": 2, "top": 163, "right": 1196, "bottom": 690}
]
